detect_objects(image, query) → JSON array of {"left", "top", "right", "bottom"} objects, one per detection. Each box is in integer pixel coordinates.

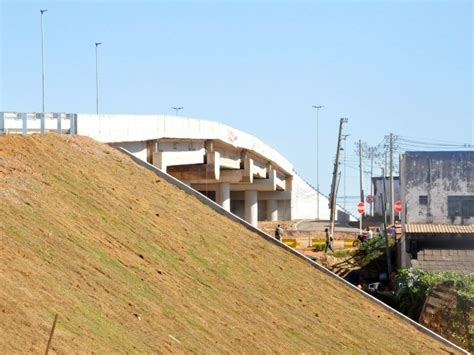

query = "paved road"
[{"left": 295, "top": 219, "right": 360, "bottom": 233}]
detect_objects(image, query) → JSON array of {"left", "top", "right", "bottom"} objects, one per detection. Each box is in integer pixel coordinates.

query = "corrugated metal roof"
[{"left": 405, "top": 224, "right": 474, "bottom": 234}]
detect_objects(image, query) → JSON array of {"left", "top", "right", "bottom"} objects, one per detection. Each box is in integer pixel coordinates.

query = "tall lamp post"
[
  {"left": 40, "top": 9, "right": 48, "bottom": 113},
  {"left": 312, "top": 105, "right": 324, "bottom": 220},
  {"left": 95, "top": 42, "right": 102, "bottom": 114},
  {"left": 172, "top": 107, "right": 183, "bottom": 116}
]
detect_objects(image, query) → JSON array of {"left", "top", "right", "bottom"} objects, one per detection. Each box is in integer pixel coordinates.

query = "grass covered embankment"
[{"left": 0, "top": 134, "right": 460, "bottom": 353}]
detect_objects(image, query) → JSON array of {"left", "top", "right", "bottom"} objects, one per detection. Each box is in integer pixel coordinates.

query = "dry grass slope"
[{"left": 0, "top": 134, "right": 457, "bottom": 353}]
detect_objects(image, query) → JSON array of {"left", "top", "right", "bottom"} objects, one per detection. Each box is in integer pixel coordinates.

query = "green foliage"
[
  {"left": 313, "top": 244, "right": 325, "bottom": 252},
  {"left": 354, "top": 236, "right": 392, "bottom": 266},
  {"left": 331, "top": 249, "right": 353, "bottom": 258},
  {"left": 393, "top": 268, "right": 474, "bottom": 320}
]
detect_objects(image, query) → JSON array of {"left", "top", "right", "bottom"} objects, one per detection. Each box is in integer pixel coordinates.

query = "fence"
[{"left": 0, "top": 112, "right": 77, "bottom": 135}]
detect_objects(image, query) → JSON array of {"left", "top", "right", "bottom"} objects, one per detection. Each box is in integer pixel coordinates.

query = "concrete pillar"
[
  {"left": 216, "top": 183, "right": 230, "bottom": 211},
  {"left": 20, "top": 113, "right": 27, "bottom": 135},
  {"left": 57, "top": 113, "right": 62, "bottom": 133},
  {"left": 67, "top": 113, "right": 76, "bottom": 135},
  {"left": 244, "top": 190, "right": 258, "bottom": 227},
  {"left": 266, "top": 199, "right": 278, "bottom": 221},
  {"left": 0, "top": 112, "right": 4, "bottom": 134}
]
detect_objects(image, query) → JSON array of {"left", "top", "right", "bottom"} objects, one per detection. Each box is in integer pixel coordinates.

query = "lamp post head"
[
  {"left": 40, "top": 9, "right": 48, "bottom": 14},
  {"left": 312, "top": 105, "right": 324, "bottom": 109},
  {"left": 95, "top": 42, "right": 102, "bottom": 47}
]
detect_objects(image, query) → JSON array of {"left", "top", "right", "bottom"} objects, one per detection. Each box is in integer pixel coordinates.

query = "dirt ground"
[{"left": 0, "top": 134, "right": 461, "bottom": 353}]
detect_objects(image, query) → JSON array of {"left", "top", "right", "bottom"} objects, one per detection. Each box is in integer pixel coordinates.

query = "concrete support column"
[
  {"left": 20, "top": 113, "right": 27, "bottom": 135},
  {"left": 57, "top": 113, "right": 62, "bottom": 133},
  {"left": 216, "top": 183, "right": 230, "bottom": 211},
  {"left": 244, "top": 190, "right": 258, "bottom": 227},
  {"left": 266, "top": 199, "right": 278, "bottom": 221}
]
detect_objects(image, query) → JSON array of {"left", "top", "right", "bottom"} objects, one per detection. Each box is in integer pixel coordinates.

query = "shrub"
[{"left": 393, "top": 268, "right": 474, "bottom": 320}]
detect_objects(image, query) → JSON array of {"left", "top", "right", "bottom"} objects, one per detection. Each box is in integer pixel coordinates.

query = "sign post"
[
  {"left": 357, "top": 202, "right": 365, "bottom": 234},
  {"left": 394, "top": 200, "right": 402, "bottom": 222}
]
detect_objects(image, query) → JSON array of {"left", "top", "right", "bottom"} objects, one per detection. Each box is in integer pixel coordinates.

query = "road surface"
[{"left": 295, "top": 219, "right": 360, "bottom": 233}]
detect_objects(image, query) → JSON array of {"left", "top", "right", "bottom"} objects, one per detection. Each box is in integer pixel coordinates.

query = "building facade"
[{"left": 399, "top": 151, "right": 474, "bottom": 273}]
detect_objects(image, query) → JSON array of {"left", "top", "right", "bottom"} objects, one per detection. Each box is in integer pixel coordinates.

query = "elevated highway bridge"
[{"left": 1, "top": 112, "right": 356, "bottom": 226}]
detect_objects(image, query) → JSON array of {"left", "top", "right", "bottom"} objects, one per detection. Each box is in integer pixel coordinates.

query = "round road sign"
[
  {"left": 366, "top": 195, "right": 374, "bottom": 204},
  {"left": 357, "top": 202, "right": 365, "bottom": 214},
  {"left": 395, "top": 200, "right": 402, "bottom": 213}
]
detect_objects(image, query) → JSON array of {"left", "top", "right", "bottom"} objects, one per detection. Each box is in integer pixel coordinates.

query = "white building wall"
[{"left": 291, "top": 174, "right": 356, "bottom": 222}]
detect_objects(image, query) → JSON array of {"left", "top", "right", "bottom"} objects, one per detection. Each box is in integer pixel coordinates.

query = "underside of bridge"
[{"left": 143, "top": 139, "right": 292, "bottom": 226}]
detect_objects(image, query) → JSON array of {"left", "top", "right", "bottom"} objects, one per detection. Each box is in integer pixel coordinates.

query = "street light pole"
[
  {"left": 312, "top": 105, "right": 324, "bottom": 220},
  {"left": 172, "top": 107, "right": 183, "bottom": 116},
  {"left": 95, "top": 42, "right": 102, "bottom": 114},
  {"left": 40, "top": 9, "right": 47, "bottom": 113}
]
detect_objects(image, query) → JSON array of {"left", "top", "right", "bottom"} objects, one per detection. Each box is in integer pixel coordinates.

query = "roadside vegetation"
[{"left": 393, "top": 269, "right": 473, "bottom": 350}]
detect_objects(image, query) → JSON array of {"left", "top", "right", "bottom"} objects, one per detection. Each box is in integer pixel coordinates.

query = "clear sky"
[{"left": 1, "top": 0, "right": 473, "bottom": 212}]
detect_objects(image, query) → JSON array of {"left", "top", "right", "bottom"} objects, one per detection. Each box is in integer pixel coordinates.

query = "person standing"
[
  {"left": 324, "top": 228, "right": 334, "bottom": 253},
  {"left": 365, "top": 226, "right": 373, "bottom": 240},
  {"left": 274, "top": 224, "right": 284, "bottom": 241}
]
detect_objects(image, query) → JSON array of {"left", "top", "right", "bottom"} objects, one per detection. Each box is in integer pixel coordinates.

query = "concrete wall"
[
  {"left": 401, "top": 151, "right": 474, "bottom": 224},
  {"left": 278, "top": 200, "right": 291, "bottom": 221},
  {"left": 291, "top": 173, "right": 356, "bottom": 222}
]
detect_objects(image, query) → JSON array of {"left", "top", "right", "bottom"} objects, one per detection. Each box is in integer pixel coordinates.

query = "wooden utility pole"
[
  {"left": 329, "top": 118, "right": 348, "bottom": 235},
  {"left": 389, "top": 133, "right": 395, "bottom": 225}
]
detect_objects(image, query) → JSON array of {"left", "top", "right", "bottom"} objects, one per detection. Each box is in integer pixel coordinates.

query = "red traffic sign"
[
  {"left": 395, "top": 200, "right": 402, "bottom": 213},
  {"left": 366, "top": 195, "right": 374, "bottom": 204},
  {"left": 357, "top": 202, "right": 365, "bottom": 214}
]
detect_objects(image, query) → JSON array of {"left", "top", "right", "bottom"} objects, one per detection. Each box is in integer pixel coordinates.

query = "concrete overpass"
[{"left": 1, "top": 112, "right": 356, "bottom": 226}]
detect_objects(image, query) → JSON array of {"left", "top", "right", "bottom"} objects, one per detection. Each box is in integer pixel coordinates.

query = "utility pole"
[
  {"left": 329, "top": 118, "right": 348, "bottom": 236},
  {"left": 95, "top": 42, "right": 102, "bottom": 114},
  {"left": 312, "top": 105, "right": 324, "bottom": 220},
  {"left": 342, "top": 134, "right": 350, "bottom": 209},
  {"left": 172, "top": 107, "right": 183, "bottom": 116},
  {"left": 40, "top": 9, "right": 47, "bottom": 113},
  {"left": 381, "top": 165, "right": 392, "bottom": 278},
  {"left": 358, "top": 140, "right": 365, "bottom": 211},
  {"left": 389, "top": 133, "right": 395, "bottom": 225},
  {"left": 369, "top": 147, "right": 375, "bottom": 217}
]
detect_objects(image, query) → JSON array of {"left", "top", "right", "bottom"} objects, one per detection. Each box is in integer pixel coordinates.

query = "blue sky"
[{"left": 1, "top": 0, "right": 472, "bottom": 211}]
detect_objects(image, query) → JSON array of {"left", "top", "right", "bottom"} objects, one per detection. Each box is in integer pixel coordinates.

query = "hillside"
[{"left": 0, "top": 134, "right": 457, "bottom": 353}]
